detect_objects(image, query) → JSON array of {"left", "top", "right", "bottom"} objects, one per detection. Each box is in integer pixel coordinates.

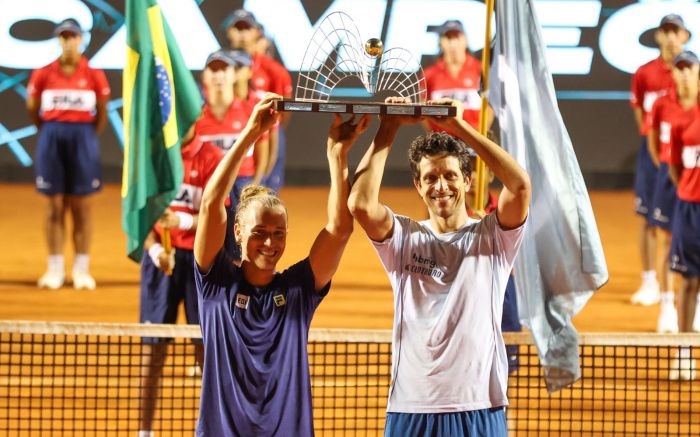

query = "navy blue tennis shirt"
[{"left": 194, "top": 251, "right": 329, "bottom": 436}]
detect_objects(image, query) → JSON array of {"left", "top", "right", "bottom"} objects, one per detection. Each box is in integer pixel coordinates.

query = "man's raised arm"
[{"left": 348, "top": 116, "right": 400, "bottom": 242}]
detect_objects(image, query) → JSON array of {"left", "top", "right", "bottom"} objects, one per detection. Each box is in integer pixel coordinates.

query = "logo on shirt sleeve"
[
  {"left": 273, "top": 294, "right": 286, "bottom": 307},
  {"left": 235, "top": 293, "right": 249, "bottom": 309}
]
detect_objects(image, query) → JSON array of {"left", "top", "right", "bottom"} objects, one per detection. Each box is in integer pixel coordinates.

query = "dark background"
[{"left": 0, "top": 0, "right": 694, "bottom": 189}]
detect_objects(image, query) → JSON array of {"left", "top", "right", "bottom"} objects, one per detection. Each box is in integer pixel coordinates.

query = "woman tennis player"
[{"left": 193, "top": 93, "right": 369, "bottom": 436}]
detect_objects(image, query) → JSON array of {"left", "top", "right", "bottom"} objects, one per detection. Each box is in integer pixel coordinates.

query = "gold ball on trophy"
[{"left": 365, "top": 38, "right": 384, "bottom": 57}]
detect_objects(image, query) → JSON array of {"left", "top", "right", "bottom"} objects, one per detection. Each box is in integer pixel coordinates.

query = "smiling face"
[
  {"left": 414, "top": 153, "right": 471, "bottom": 220},
  {"left": 235, "top": 201, "right": 288, "bottom": 273}
]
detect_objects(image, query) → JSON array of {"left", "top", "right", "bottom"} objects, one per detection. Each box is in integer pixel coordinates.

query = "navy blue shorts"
[
  {"left": 670, "top": 200, "right": 700, "bottom": 278},
  {"left": 634, "top": 138, "right": 657, "bottom": 219},
  {"left": 264, "top": 128, "right": 286, "bottom": 192},
  {"left": 35, "top": 121, "right": 101, "bottom": 195},
  {"left": 650, "top": 163, "right": 678, "bottom": 231},
  {"left": 385, "top": 408, "right": 507, "bottom": 437},
  {"left": 140, "top": 248, "right": 200, "bottom": 343}
]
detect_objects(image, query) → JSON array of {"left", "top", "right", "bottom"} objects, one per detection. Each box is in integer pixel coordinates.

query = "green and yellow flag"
[{"left": 121, "top": 0, "right": 202, "bottom": 261}]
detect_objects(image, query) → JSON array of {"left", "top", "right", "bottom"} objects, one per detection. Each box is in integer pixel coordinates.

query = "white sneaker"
[
  {"left": 656, "top": 304, "right": 679, "bottom": 333},
  {"left": 72, "top": 270, "right": 96, "bottom": 290},
  {"left": 669, "top": 357, "right": 697, "bottom": 381},
  {"left": 186, "top": 365, "right": 202, "bottom": 377},
  {"left": 630, "top": 280, "right": 660, "bottom": 305},
  {"left": 37, "top": 270, "right": 65, "bottom": 290}
]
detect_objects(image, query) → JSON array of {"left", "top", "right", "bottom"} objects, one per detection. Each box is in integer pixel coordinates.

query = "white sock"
[
  {"left": 73, "top": 254, "right": 90, "bottom": 273},
  {"left": 660, "top": 291, "right": 675, "bottom": 306},
  {"left": 47, "top": 255, "right": 64, "bottom": 273},
  {"left": 642, "top": 270, "right": 657, "bottom": 283},
  {"left": 137, "top": 431, "right": 154, "bottom": 437}
]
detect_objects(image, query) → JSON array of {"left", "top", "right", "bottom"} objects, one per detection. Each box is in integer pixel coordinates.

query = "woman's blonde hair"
[{"left": 234, "top": 185, "right": 286, "bottom": 226}]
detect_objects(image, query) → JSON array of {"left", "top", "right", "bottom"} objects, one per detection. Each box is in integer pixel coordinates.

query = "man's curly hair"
[{"left": 408, "top": 131, "right": 472, "bottom": 181}]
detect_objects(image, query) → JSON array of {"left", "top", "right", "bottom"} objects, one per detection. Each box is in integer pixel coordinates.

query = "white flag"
[{"left": 489, "top": 0, "right": 609, "bottom": 391}]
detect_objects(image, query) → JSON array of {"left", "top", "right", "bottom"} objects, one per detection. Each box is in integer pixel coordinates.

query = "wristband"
[
  {"left": 148, "top": 243, "right": 165, "bottom": 266},
  {"left": 175, "top": 211, "right": 194, "bottom": 230}
]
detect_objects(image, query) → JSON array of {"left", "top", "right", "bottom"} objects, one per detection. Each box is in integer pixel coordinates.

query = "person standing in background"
[
  {"left": 646, "top": 50, "right": 700, "bottom": 333},
  {"left": 137, "top": 128, "right": 224, "bottom": 437},
  {"left": 667, "top": 56, "right": 700, "bottom": 380},
  {"left": 195, "top": 49, "right": 268, "bottom": 260},
  {"left": 423, "top": 19, "right": 490, "bottom": 134},
  {"left": 629, "top": 14, "right": 690, "bottom": 306},
  {"left": 26, "top": 18, "right": 110, "bottom": 290},
  {"left": 225, "top": 9, "right": 293, "bottom": 193}
]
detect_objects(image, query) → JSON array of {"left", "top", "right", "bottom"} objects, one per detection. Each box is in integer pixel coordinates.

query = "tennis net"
[{"left": 0, "top": 321, "right": 698, "bottom": 436}]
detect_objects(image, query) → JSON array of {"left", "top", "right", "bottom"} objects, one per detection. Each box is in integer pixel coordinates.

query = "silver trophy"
[{"left": 274, "top": 12, "right": 455, "bottom": 117}]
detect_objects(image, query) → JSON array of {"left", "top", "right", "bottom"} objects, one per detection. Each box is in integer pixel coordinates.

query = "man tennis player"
[{"left": 348, "top": 97, "right": 530, "bottom": 436}]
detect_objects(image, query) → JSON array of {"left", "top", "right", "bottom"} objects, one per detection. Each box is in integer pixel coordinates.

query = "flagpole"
[
  {"left": 162, "top": 227, "right": 173, "bottom": 276},
  {"left": 475, "top": 0, "right": 495, "bottom": 213}
]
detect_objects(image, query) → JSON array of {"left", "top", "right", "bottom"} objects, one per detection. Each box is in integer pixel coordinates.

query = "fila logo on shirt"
[
  {"left": 41, "top": 89, "right": 96, "bottom": 112},
  {"left": 273, "top": 294, "right": 286, "bottom": 307},
  {"left": 200, "top": 133, "right": 239, "bottom": 151},
  {"left": 171, "top": 184, "right": 202, "bottom": 211},
  {"left": 235, "top": 293, "right": 249, "bottom": 309}
]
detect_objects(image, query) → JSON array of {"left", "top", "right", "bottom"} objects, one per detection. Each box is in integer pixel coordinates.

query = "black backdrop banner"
[{"left": 2, "top": 0, "right": 699, "bottom": 188}]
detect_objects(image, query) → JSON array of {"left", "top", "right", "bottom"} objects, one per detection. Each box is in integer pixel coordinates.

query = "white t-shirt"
[{"left": 372, "top": 209, "right": 525, "bottom": 413}]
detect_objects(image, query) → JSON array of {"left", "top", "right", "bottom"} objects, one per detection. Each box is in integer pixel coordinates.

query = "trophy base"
[{"left": 273, "top": 99, "right": 456, "bottom": 117}]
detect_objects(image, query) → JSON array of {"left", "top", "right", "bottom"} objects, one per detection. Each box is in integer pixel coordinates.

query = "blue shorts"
[
  {"left": 264, "top": 127, "right": 286, "bottom": 192},
  {"left": 634, "top": 138, "right": 657, "bottom": 219},
  {"left": 385, "top": 408, "right": 507, "bottom": 437},
  {"left": 140, "top": 248, "right": 200, "bottom": 343},
  {"left": 650, "top": 163, "right": 678, "bottom": 231},
  {"left": 35, "top": 121, "right": 101, "bottom": 195},
  {"left": 670, "top": 200, "right": 700, "bottom": 278}
]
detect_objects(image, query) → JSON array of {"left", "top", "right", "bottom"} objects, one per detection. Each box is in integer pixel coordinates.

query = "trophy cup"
[{"left": 274, "top": 12, "right": 456, "bottom": 117}]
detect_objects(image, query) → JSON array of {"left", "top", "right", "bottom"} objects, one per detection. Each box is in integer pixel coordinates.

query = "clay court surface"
[
  {"left": 1, "top": 184, "right": 698, "bottom": 436},
  {"left": 0, "top": 183, "right": 661, "bottom": 331}
]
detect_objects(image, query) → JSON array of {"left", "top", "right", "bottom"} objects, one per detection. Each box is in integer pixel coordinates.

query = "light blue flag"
[{"left": 489, "top": 0, "right": 609, "bottom": 391}]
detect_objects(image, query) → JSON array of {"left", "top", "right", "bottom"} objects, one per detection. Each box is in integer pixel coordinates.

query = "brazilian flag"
[{"left": 121, "top": 0, "right": 202, "bottom": 261}]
